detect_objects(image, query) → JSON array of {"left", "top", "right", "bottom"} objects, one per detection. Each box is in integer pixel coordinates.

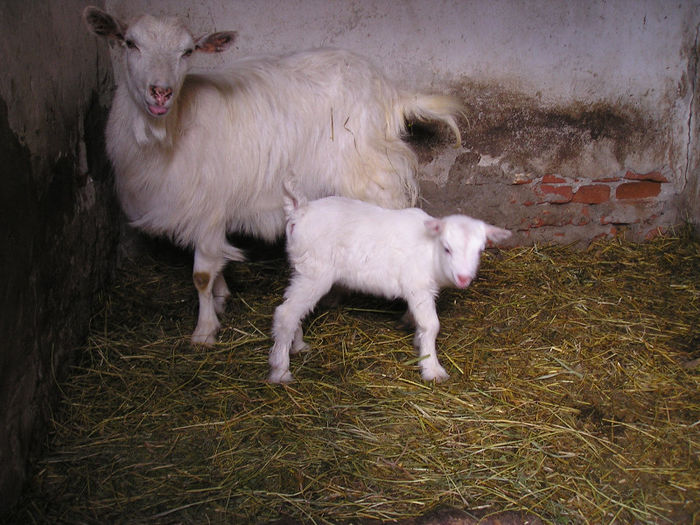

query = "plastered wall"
[
  {"left": 0, "top": 0, "right": 119, "bottom": 513},
  {"left": 106, "top": 0, "right": 700, "bottom": 243}
]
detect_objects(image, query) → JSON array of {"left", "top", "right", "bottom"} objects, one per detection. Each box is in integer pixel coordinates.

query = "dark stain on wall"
[
  {"left": 406, "top": 80, "right": 676, "bottom": 245},
  {"left": 0, "top": 93, "right": 120, "bottom": 513}
]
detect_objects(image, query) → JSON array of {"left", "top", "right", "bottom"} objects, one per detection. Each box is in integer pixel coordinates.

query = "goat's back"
[
  {"left": 286, "top": 197, "right": 436, "bottom": 298},
  {"left": 108, "top": 48, "right": 423, "bottom": 247}
]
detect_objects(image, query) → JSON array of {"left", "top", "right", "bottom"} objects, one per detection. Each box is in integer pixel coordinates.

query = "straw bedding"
[{"left": 7, "top": 231, "right": 699, "bottom": 524}]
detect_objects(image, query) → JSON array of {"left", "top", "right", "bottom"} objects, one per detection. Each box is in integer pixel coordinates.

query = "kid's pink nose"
[{"left": 456, "top": 274, "right": 472, "bottom": 288}]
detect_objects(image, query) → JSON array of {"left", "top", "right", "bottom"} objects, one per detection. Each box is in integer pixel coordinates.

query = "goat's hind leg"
[
  {"left": 291, "top": 326, "right": 309, "bottom": 354},
  {"left": 213, "top": 273, "right": 230, "bottom": 315},
  {"left": 269, "top": 274, "right": 332, "bottom": 383},
  {"left": 214, "top": 242, "right": 245, "bottom": 315}
]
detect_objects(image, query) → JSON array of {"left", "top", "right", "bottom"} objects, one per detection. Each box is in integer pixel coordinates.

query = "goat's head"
[
  {"left": 426, "top": 216, "right": 511, "bottom": 289},
  {"left": 83, "top": 6, "right": 236, "bottom": 118}
]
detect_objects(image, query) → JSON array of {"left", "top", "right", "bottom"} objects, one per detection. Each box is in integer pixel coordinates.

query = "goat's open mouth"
[{"left": 147, "top": 104, "right": 169, "bottom": 116}]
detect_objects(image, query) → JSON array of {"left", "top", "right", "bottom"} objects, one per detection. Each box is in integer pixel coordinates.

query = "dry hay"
[{"left": 7, "top": 231, "right": 700, "bottom": 524}]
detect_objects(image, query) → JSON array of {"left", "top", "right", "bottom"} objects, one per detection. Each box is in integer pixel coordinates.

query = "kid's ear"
[
  {"left": 424, "top": 218, "right": 445, "bottom": 236},
  {"left": 195, "top": 31, "right": 237, "bottom": 53},
  {"left": 484, "top": 224, "right": 512, "bottom": 244}
]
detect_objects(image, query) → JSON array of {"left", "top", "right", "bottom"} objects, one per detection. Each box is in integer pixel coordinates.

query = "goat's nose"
[
  {"left": 456, "top": 274, "right": 472, "bottom": 288},
  {"left": 149, "top": 85, "right": 173, "bottom": 105}
]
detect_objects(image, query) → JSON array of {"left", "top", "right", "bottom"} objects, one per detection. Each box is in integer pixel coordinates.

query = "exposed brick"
[
  {"left": 572, "top": 184, "right": 610, "bottom": 204},
  {"left": 593, "top": 176, "right": 621, "bottom": 183},
  {"left": 537, "top": 184, "right": 573, "bottom": 203},
  {"left": 624, "top": 170, "right": 668, "bottom": 183},
  {"left": 645, "top": 226, "right": 666, "bottom": 240},
  {"left": 542, "top": 174, "right": 566, "bottom": 183},
  {"left": 528, "top": 210, "right": 561, "bottom": 228},
  {"left": 616, "top": 181, "right": 662, "bottom": 200},
  {"left": 577, "top": 207, "right": 592, "bottom": 226}
]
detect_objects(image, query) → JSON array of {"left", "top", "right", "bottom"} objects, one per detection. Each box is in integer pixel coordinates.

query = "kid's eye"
[
  {"left": 443, "top": 244, "right": 451, "bottom": 255},
  {"left": 182, "top": 48, "right": 193, "bottom": 58},
  {"left": 125, "top": 40, "right": 138, "bottom": 50}
]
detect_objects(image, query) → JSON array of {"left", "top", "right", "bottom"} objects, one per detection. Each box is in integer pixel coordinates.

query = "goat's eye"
[
  {"left": 182, "top": 49, "right": 193, "bottom": 58},
  {"left": 125, "top": 40, "right": 138, "bottom": 50},
  {"left": 443, "top": 244, "right": 451, "bottom": 255}
]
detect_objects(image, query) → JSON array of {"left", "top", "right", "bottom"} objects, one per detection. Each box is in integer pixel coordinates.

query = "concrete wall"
[
  {"left": 0, "top": 0, "right": 120, "bottom": 513},
  {"left": 107, "top": 0, "right": 700, "bottom": 243}
]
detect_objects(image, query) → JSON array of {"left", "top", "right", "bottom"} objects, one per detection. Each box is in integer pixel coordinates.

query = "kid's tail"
[{"left": 282, "top": 179, "right": 307, "bottom": 220}]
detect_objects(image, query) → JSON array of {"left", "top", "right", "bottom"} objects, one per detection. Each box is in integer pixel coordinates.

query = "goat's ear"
[
  {"left": 425, "top": 219, "right": 445, "bottom": 236},
  {"left": 83, "top": 6, "right": 127, "bottom": 42},
  {"left": 484, "top": 224, "right": 512, "bottom": 244},
  {"left": 195, "top": 31, "right": 237, "bottom": 53}
]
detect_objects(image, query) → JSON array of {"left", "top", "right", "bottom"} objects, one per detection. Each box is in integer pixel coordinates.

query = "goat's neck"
[{"left": 132, "top": 105, "right": 178, "bottom": 149}]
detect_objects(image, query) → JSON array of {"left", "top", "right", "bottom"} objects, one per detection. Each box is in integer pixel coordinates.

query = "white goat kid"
[
  {"left": 268, "top": 192, "right": 512, "bottom": 384},
  {"left": 83, "top": 7, "right": 463, "bottom": 345}
]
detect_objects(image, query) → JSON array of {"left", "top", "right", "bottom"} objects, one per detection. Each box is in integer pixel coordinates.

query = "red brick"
[
  {"left": 645, "top": 226, "right": 665, "bottom": 240},
  {"left": 624, "top": 170, "right": 668, "bottom": 183},
  {"left": 572, "top": 184, "right": 610, "bottom": 204},
  {"left": 616, "top": 181, "right": 661, "bottom": 200},
  {"left": 593, "top": 176, "right": 620, "bottom": 183},
  {"left": 537, "top": 184, "right": 573, "bottom": 203},
  {"left": 542, "top": 174, "right": 566, "bottom": 183}
]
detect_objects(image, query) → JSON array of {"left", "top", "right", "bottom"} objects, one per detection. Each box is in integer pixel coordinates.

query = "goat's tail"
[{"left": 400, "top": 94, "right": 464, "bottom": 147}]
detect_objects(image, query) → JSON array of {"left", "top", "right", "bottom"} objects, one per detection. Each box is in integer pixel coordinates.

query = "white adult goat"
[
  {"left": 269, "top": 190, "right": 511, "bottom": 384},
  {"left": 83, "top": 6, "right": 463, "bottom": 344}
]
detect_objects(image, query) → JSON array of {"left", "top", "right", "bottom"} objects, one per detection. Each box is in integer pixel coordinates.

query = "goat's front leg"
[
  {"left": 192, "top": 247, "right": 226, "bottom": 345},
  {"left": 407, "top": 295, "right": 449, "bottom": 382}
]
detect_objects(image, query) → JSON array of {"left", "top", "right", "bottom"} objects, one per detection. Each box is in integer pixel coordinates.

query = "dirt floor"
[{"left": 4, "top": 231, "right": 699, "bottom": 524}]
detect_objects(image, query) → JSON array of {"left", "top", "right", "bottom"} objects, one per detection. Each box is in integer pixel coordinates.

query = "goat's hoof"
[
  {"left": 192, "top": 320, "right": 220, "bottom": 346},
  {"left": 268, "top": 369, "right": 294, "bottom": 384},
  {"left": 191, "top": 331, "right": 217, "bottom": 346},
  {"left": 290, "top": 341, "right": 310, "bottom": 354},
  {"left": 422, "top": 366, "right": 449, "bottom": 383}
]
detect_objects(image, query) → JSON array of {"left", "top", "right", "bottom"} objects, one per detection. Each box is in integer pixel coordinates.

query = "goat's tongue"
[{"left": 148, "top": 104, "right": 168, "bottom": 115}]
